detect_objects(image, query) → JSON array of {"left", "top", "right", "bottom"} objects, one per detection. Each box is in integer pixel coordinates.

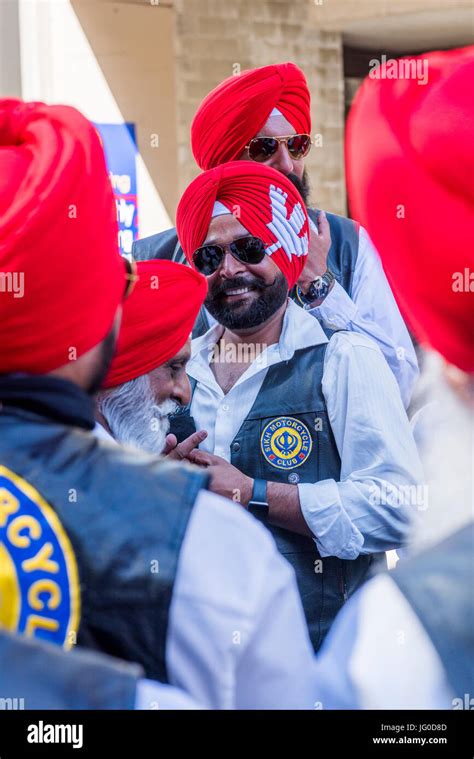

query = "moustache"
[{"left": 208, "top": 276, "right": 277, "bottom": 299}]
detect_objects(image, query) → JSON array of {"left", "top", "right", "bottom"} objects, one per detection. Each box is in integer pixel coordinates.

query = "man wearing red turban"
[
  {"left": 96, "top": 260, "right": 208, "bottom": 455},
  {"left": 346, "top": 46, "right": 474, "bottom": 375},
  {"left": 0, "top": 98, "right": 322, "bottom": 709},
  {"left": 175, "top": 160, "right": 423, "bottom": 651},
  {"left": 313, "top": 45, "right": 474, "bottom": 709},
  {"left": 133, "top": 61, "right": 418, "bottom": 408}
]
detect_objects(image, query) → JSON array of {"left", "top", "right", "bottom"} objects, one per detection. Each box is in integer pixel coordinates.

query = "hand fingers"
[
  {"left": 317, "top": 210, "right": 330, "bottom": 241},
  {"left": 174, "top": 430, "right": 208, "bottom": 460},
  {"left": 162, "top": 433, "right": 178, "bottom": 455},
  {"left": 187, "top": 449, "right": 214, "bottom": 467},
  {"left": 308, "top": 215, "right": 319, "bottom": 236}
]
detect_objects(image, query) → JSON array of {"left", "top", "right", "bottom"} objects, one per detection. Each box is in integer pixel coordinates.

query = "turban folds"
[
  {"left": 191, "top": 62, "right": 311, "bottom": 170},
  {"left": 0, "top": 99, "right": 124, "bottom": 374},
  {"left": 346, "top": 46, "right": 474, "bottom": 373},
  {"left": 176, "top": 161, "right": 309, "bottom": 289},
  {"left": 104, "top": 260, "right": 207, "bottom": 388}
]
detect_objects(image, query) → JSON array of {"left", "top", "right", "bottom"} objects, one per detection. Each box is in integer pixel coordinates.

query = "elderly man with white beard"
[{"left": 95, "top": 259, "right": 208, "bottom": 456}]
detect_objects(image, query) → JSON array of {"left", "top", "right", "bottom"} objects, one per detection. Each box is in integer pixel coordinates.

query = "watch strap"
[{"left": 248, "top": 478, "right": 269, "bottom": 520}]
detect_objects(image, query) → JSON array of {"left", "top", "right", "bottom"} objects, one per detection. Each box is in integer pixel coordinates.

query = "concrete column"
[{"left": 0, "top": 0, "right": 22, "bottom": 97}]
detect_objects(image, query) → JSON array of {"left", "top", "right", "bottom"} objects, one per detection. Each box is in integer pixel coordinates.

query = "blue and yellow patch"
[
  {"left": 261, "top": 416, "right": 313, "bottom": 470},
  {"left": 0, "top": 466, "right": 80, "bottom": 649}
]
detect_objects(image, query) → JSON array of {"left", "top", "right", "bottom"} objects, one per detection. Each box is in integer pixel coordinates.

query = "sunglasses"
[
  {"left": 192, "top": 235, "right": 268, "bottom": 276},
  {"left": 245, "top": 133, "right": 312, "bottom": 163},
  {"left": 123, "top": 255, "right": 138, "bottom": 300}
]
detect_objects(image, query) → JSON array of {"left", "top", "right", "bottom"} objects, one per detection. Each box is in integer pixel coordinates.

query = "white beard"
[{"left": 98, "top": 374, "right": 178, "bottom": 455}]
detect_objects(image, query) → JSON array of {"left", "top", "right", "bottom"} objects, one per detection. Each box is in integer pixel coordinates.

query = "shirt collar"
[{"left": 188, "top": 299, "right": 328, "bottom": 383}]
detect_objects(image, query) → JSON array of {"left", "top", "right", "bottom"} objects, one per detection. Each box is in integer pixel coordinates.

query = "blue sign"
[{"left": 95, "top": 123, "right": 139, "bottom": 255}]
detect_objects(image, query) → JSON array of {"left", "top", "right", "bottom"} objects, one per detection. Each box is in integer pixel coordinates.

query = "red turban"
[
  {"left": 0, "top": 99, "right": 124, "bottom": 374},
  {"left": 346, "top": 46, "right": 474, "bottom": 373},
  {"left": 191, "top": 62, "right": 311, "bottom": 170},
  {"left": 176, "top": 161, "right": 309, "bottom": 289},
  {"left": 103, "top": 260, "right": 207, "bottom": 388}
]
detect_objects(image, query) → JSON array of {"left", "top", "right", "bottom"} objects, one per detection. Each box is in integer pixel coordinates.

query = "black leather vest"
[
  {"left": 0, "top": 400, "right": 208, "bottom": 683},
  {"left": 186, "top": 342, "right": 372, "bottom": 651},
  {"left": 132, "top": 209, "right": 360, "bottom": 340},
  {"left": 0, "top": 630, "right": 141, "bottom": 709}
]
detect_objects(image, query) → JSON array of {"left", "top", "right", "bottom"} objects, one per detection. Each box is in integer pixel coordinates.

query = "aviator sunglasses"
[
  {"left": 192, "top": 235, "right": 268, "bottom": 276},
  {"left": 245, "top": 133, "right": 312, "bottom": 163},
  {"left": 123, "top": 255, "right": 138, "bottom": 300}
]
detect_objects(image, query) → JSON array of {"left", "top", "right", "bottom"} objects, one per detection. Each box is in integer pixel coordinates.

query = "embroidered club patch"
[
  {"left": 260, "top": 417, "right": 313, "bottom": 470},
  {"left": 0, "top": 465, "right": 80, "bottom": 649}
]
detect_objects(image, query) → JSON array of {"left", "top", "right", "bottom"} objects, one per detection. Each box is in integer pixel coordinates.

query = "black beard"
[
  {"left": 205, "top": 271, "right": 288, "bottom": 330},
  {"left": 87, "top": 325, "right": 119, "bottom": 395},
  {"left": 286, "top": 170, "right": 311, "bottom": 206}
]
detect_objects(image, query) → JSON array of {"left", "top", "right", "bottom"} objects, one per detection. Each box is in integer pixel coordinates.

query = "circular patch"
[
  {"left": 261, "top": 417, "right": 313, "bottom": 470},
  {"left": 0, "top": 466, "right": 80, "bottom": 649}
]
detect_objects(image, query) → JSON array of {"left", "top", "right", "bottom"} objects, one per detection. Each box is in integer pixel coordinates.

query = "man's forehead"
[
  {"left": 256, "top": 111, "right": 296, "bottom": 138},
  {"left": 204, "top": 214, "right": 250, "bottom": 245},
  {"left": 163, "top": 339, "right": 191, "bottom": 366}
]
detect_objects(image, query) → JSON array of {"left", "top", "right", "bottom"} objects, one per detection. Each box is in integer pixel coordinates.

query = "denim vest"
[
  {"left": 0, "top": 630, "right": 141, "bottom": 709},
  {"left": 392, "top": 523, "right": 474, "bottom": 699},
  {"left": 0, "top": 379, "right": 208, "bottom": 683},
  {"left": 186, "top": 342, "right": 372, "bottom": 651}
]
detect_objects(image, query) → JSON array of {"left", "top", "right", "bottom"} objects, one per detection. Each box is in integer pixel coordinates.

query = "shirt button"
[
  {"left": 232, "top": 442, "right": 240, "bottom": 453},
  {"left": 222, "top": 404, "right": 230, "bottom": 412}
]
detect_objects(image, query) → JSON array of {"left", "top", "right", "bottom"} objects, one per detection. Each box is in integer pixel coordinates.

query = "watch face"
[{"left": 308, "top": 281, "right": 328, "bottom": 301}]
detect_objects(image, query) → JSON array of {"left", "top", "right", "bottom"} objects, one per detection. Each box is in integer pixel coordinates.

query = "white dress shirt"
[
  {"left": 308, "top": 227, "right": 418, "bottom": 408},
  {"left": 135, "top": 679, "right": 203, "bottom": 709},
  {"left": 204, "top": 226, "right": 418, "bottom": 408},
  {"left": 313, "top": 574, "right": 454, "bottom": 709},
  {"left": 188, "top": 300, "right": 423, "bottom": 560},
  {"left": 92, "top": 422, "right": 318, "bottom": 709},
  {"left": 167, "top": 489, "right": 318, "bottom": 709}
]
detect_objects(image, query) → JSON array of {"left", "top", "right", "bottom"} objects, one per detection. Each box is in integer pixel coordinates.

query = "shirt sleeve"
[
  {"left": 167, "top": 490, "right": 317, "bottom": 709},
  {"left": 135, "top": 679, "right": 203, "bottom": 710},
  {"left": 298, "top": 331, "right": 424, "bottom": 559},
  {"left": 308, "top": 226, "right": 419, "bottom": 408}
]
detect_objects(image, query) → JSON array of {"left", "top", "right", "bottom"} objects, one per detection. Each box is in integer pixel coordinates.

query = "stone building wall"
[{"left": 173, "top": 0, "right": 347, "bottom": 214}]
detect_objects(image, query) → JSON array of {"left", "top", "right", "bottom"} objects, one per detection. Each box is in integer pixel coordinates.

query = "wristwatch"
[
  {"left": 248, "top": 478, "right": 269, "bottom": 520},
  {"left": 296, "top": 269, "right": 335, "bottom": 307}
]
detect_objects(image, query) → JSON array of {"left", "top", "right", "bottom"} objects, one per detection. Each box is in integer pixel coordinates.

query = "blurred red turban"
[
  {"left": 191, "top": 62, "right": 311, "bottom": 170},
  {"left": 104, "top": 260, "right": 207, "bottom": 388},
  {"left": 176, "top": 161, "right": 309, "bottom": 289},
  {"left": 346, "top": 46, "right": 474, "bottom": 373},
  {"left": 0, "top": 99, "right": 124, "bottom": 374}
]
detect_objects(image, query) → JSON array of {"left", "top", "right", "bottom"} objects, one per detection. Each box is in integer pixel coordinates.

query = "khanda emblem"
[
  {"left": 261, "top": 416, "right": 313, "bottom": 470},
  {"left": 275, "top": 429, "right": 299, "bottom": 455}
]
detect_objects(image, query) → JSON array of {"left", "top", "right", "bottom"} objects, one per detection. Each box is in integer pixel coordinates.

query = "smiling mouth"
[{"left": 224, "top": 286, "right": 254, "bottom": 297}]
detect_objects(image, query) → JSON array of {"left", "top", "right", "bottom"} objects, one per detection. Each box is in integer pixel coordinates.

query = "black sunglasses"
[
  {"left": 245, "top": 133, "right": 312, "bottom": 163},
  {"left": 192, "top": 235, "right": 268, "bottom": 276}
]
